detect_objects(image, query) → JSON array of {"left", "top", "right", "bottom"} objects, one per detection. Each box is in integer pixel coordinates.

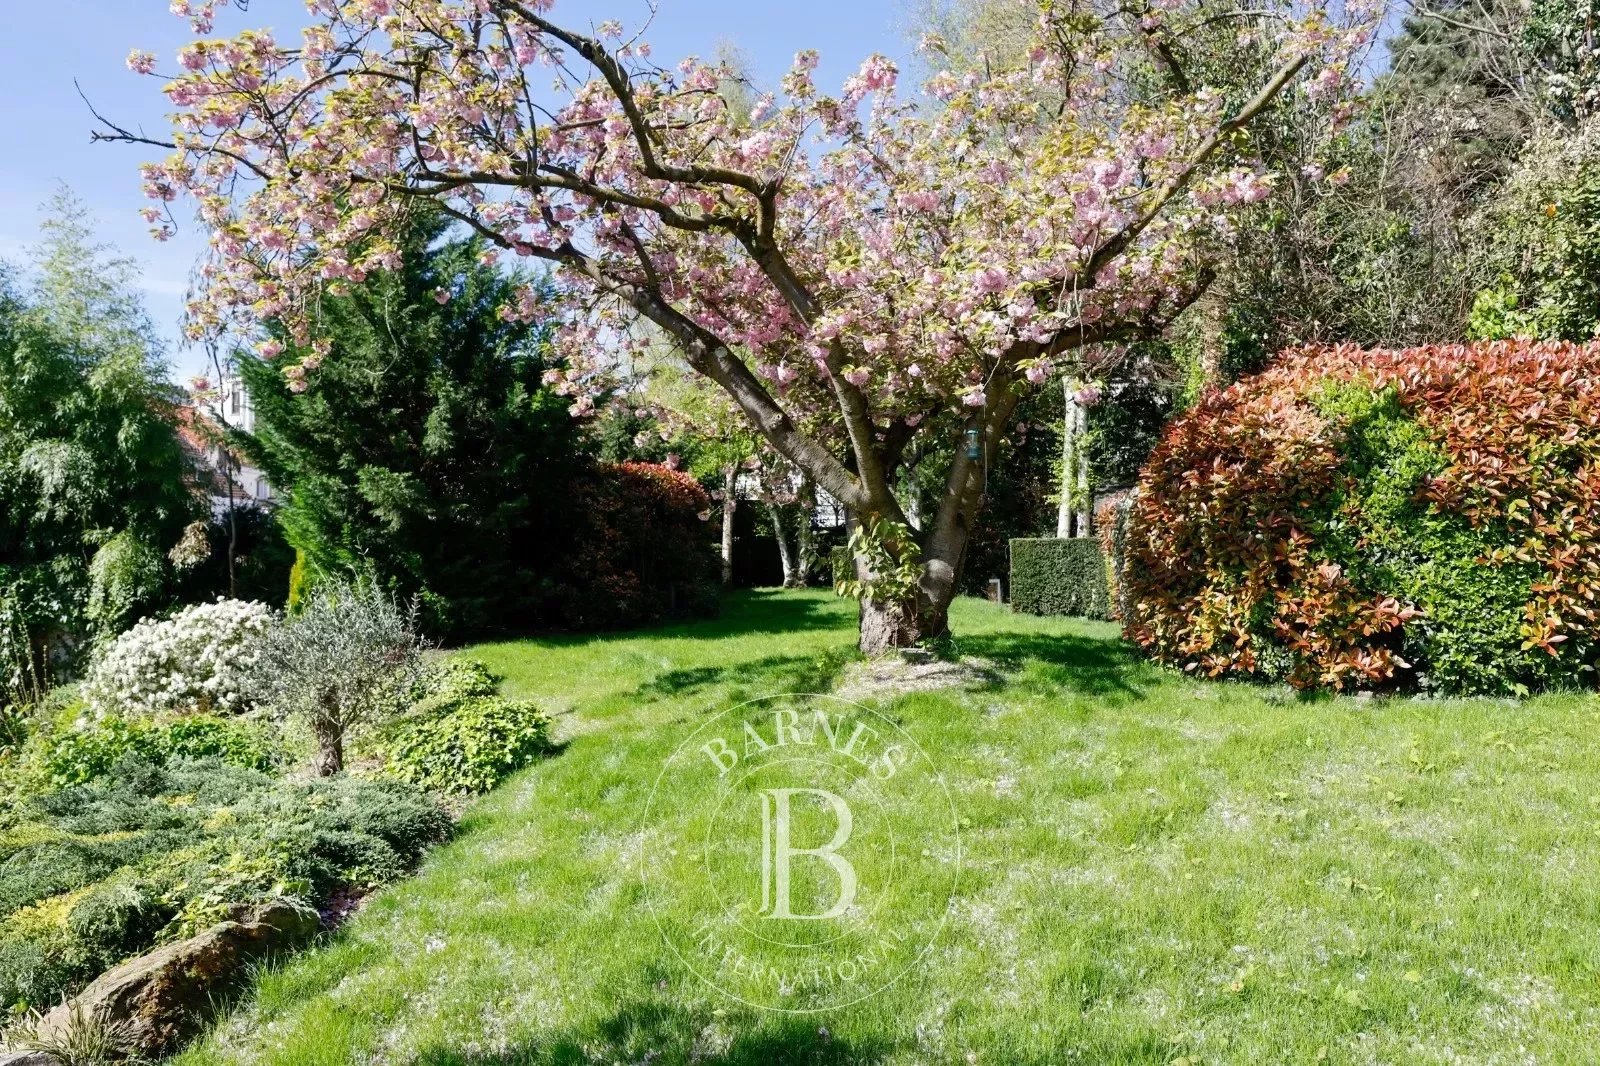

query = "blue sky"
[{"left": 0, "top": 0, "right": 913, "bottom": 375}]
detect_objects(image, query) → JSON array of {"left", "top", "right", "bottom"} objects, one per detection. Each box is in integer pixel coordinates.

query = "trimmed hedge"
[
  {"left": 560, "top": 462, "right": 721, "bottom": 629},
  {"left": 1096, "top": 489, "right": 1137, "bottom": 621},
  {"left": 1126, "top": 340, "right": 1600, "bottom": 694},
  {"left": 1009, "top": 538, "right": 1110, "bottom": 619}
]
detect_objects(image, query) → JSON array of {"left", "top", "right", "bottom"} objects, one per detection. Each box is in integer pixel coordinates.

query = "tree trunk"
[
  {"left": 795, "top": 480, "right": 816, "bottom": 586},
  {"left": 904, "top": 483, "right": 922, "bottom": 530},
  {"left": 720, "top": 464, "right": 737, "bottom": 587},
  {"left": 1198, "top": 286, "right": 1226, "bottom": 384},
  {"left": 858, "top": 596, "right": 923, "bottom": 654},
  {"left": 854, "top": 519, "right": 964, "bottom": 655},
  {"left": 767, "top": 500, "right": 798, "bottom": 587},
  {"left": 1074, "top": 399, "right": 1092, "bottom": 536},
  {"left": 311, "top": 716, "right": 344, "bottom": 776},
  {"left": 1057, "top": 376, "right": 1077, "bottom": 538}
]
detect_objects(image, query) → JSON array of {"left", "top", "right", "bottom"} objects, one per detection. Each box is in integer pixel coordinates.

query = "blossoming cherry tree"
[{"left": 110, "top": 0, "right": 1374, "bottom": 653}]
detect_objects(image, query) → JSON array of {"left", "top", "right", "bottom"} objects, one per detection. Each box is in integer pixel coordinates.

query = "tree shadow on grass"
[
  {"left": 956, "top": 630, "right": 1157, "bottom": 704},
  {"left": 629, "top": 620, "right": 1156, "bottom": 710},
  {"left": 636, "top": 647, "right": 858, "bottom": 705},
  {"left": 493, "top": 590, "right": 853, "bottom": 652},
  {"left": 406, "top": 999, "right": 897, "bottom": 1065}
]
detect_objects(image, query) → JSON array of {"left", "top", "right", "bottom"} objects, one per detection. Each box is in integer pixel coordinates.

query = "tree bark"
[
  {"left": 795, "top": 479, "right": 816, "bottom": 586},
  {"left": 767, "top": 500, "right": 799, "bottom": 587},
  {"left": 858, "top": 596, "right": 924, "bottom": 654},
  {"left": 311, "top": 715, "right": 344, "bottom": 776},
  {"left": 1074, "top": 398, "right": 1092, "bottom": 536},
  {"left": 720, "top": 464, "right": 738, "bottom": 588},
  {"left": 1057, "top": 376, "right": 1076, "bottom": 538},
  {"left": 855, "top": 563, "right": 960, "bottom": 655},
  {"left": 1055, "top": 379, "right": 1094, "bottom": 537}
]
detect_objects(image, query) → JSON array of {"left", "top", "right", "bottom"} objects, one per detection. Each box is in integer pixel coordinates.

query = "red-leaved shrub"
[
  {"left": 1125, "top": 341, "right": 1600, "bottom": 693},
  {"left": 558, "top": 462, "right": 720, "bottom": 629}
]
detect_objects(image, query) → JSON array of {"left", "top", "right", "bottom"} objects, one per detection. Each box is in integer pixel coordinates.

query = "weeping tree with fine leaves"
[
  {"left": 0, "top": 192, "right": 202, "bottom": 704},
  {"left": 108, "top": 0, "right": 1375, "bottom": 653}
]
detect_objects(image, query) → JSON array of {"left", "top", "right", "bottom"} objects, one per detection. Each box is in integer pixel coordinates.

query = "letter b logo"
[{"left": 758, "top": 788, "right": 857, "bottom": 920}]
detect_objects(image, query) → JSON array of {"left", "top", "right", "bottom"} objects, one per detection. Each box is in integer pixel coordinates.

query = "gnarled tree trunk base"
[{"left": 859, "top": 599, "right": 921, "bottom": 656}]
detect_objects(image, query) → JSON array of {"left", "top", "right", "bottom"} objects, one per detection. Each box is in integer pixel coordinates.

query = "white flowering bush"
[{"left": 84, "top": 598, "right": 277, "bottom": 718}]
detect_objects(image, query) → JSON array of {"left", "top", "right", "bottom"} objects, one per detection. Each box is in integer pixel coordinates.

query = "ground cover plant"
[
  {"left": 160, "top": 590, "right": 1600, "bottom": 1065},
  {"left": 0, "top": 612, "right": 547, "bottom": 1025},
  {"left": 1126, "top": 340, "right": 1600, "bottom": 695},
  {"left": 380, "top": 657, "right": 554, "bottom": 796},
  {"left": 0, "top": 757, "right": 449, "bottom": 1012}
]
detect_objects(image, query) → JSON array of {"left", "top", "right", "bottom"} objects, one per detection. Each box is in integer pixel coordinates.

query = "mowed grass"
[{"left": 176, "top": 590, "right": 1600, "bottom": 1065}]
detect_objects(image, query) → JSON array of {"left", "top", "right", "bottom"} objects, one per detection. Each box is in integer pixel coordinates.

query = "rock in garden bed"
[{"left": 23, "top": 902, "right": 317, "bottom": 1059}]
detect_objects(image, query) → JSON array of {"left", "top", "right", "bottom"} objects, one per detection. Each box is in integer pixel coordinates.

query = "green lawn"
[{"left": 177, "top": 590, "right": 1600, "bottom": 1064}]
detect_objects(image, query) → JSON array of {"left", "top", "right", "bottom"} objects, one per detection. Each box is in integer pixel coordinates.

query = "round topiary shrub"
[{"left": 1124, "top": 340, "right": 1600, "bottom": 695}]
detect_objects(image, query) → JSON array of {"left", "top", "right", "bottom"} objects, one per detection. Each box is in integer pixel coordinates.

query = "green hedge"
[{"left": 1009, "top": 538, "right": 1110, "bottom": 619}]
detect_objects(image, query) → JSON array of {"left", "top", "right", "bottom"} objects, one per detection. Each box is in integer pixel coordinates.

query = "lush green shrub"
[
  {"left": 385, "top": 696, "right": 552, "bottom": 796},
  {"left": 0, "top": 193, "right": 207, "bottom": 708},
  {"left": 0, "top": 758, "right": 449, "bottom": 1010},
  {"left": 82, "top": 599, "right": 276, "bottom": 719},
  {"left": 1126, "top": 341, "right": 1600, "bottom": 694},
  {"left": 237, "top": 216, "right": 588, "bottom": 642},
  {"left": 412, "top": 656, "right": 500, "bottom": 707},
  {"left": 1009, "top": 539, "right": 1110, "bottom": 619},
  {"left": 1469, "top": 121, "right": 1600, "bottom": 342},
  {"left": 830, "top": 546, "right": 854, "bottom": 588},
  {"left": 34, "top": 714, "right": 277, "bottom": 789},
  {"left": 0, "top": 703, "right": 28, "bottom": 761}
]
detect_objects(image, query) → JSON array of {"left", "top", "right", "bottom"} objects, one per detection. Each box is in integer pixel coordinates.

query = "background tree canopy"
[{"left": 0, "top": 189, "right": 201, "bottom": 704}]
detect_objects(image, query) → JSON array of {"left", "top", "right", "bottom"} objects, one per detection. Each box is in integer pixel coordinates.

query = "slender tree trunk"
[
  {"left": 1057, "top": 376, "right": 1077, "bottom": 538},
  {"left": 720, "top": 464, "right": 737, "bottom": 588},
  {"left": 904, "top": 483, "right": 922, "bottom": 530},
  {"left": 767, "top": 500, "right": 798, "bottom": 587},
  {"left": 311, "top": 713, "right": 344, "bottom": 776},
  {"left": 1074, "top": 399, "right": 1092, "bottom": 536},
  {"left": 795, "top": 479, "right": 816, "bottom": 586},
  {"left": 209, "top": 347, "right": 239, "bottom": 598},
  {"left": 225, "top": 457, "right": 239, "bottom": 599},
  {"left": 1199, "top": 287, "right": 1226, "bottom": 384}
]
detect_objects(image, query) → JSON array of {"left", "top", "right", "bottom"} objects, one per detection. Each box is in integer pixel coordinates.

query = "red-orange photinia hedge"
[{"left": 1124, "top": 341, "right": 1600, "bottom": 695}]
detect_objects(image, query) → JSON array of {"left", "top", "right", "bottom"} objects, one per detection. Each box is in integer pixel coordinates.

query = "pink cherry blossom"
[{"left": 118, "top": 0, "right": 1374, "bottom": 646}]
